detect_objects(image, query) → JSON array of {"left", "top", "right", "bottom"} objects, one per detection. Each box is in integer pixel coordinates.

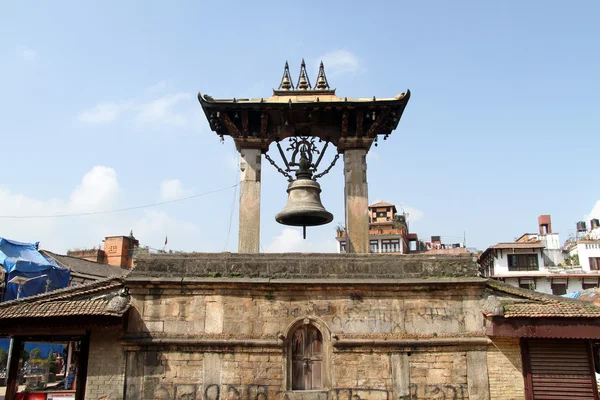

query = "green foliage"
[
  {"left": 47, "top": 352, "right": 59, "bottom": 374},
  {"left": 392, "top": 214, "right": 408, "bottom": 230},
  {"left": 418, "top": 240, "right": 427, "bottom": 251},
  {"left": 22, "top": 348, "right": 29, "bottom": 362},
  {"left": 29, "top": 347, "right": 42, "bottom": 360},
  {"left": 562, "top": 254, "right": 580, "bottom": 266},
  {"left": 0, "top": 348, "right": 7, "bottom": 367}
]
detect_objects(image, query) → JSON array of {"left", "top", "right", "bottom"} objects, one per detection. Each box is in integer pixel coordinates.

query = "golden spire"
[
  {"left": 296, "top": 59, "right": 312, "bottom": 90},
  {"left": 278, "top": 61, "right": 294, "bottom": 90},
  {"left": 315, "top": 61, "right": 330, "bottom": 90}
]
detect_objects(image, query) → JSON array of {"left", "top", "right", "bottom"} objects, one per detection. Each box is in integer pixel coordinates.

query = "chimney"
[
  {"left": 103, "top": 232, "right": 139, "bottom": 269},
  {"left": 538, "top": 215, "right": 552, "bottom": 235}
]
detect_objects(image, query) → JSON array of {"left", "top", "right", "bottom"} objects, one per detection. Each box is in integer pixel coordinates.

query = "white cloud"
[
  {"left": 78, "top": 102, "right": 131, "bottom": 124},
  {"left": 317, "top": 50, "right": 362, "bottom": 76},
  {"left": 160, "top": 179, "right": 190, "bottom": 201},
  {"left": 77, "top": 82, "right": 193, "bottom": 127},
  {"left": 403, "top": 206, "right": 424, "bottom": 222},
  {"left": 146, "top": 80, "right": 173, "bottom": 93},
  {"left": 69, "top": 166, "right": 119, "bottom": 212},
  {"left": 264, "top": 228, "right": 337, "bottom": 253},
  {"left": 0, "top": 166, "right": 197, "bottom": 253},
  {"left": 136, "top": 93, "right": 191, "bottom": 127},
  {"left": 18, "top": 45, "right": 37, "bottom": 62},
  {"left": 586, "top": 200, "right": 600, "bottom": 220},
  {"left": 132, "top": 210, "right": 197, "bottom": 248}
]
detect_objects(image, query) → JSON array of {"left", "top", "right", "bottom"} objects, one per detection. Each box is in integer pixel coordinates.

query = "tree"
[
  {"left": 0, "top": 348, "right": 7, "bottom": 368},
  {"left": 29, "top": 347, "right": 42, "bottom": 360},
  {"left": 48, "top": 351, "right": 59, "bottom": 374},
  {"left": 20, "top": 348, "right": 29, "bottom": 365}
]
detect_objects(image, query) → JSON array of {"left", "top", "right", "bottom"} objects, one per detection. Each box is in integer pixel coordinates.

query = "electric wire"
[
  {"left": 0, "top": 183, "right": 239, "bottom": 219},
  {"left": 223, "top": 152, "right": 240, "bottom": 250}
]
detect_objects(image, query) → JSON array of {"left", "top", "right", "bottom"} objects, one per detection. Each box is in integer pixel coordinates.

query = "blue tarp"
[{"left": 0, "top": 237, "right": 70, "bottom": 301}]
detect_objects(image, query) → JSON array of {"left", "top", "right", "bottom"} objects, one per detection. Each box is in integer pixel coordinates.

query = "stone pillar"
[
  {"left": 344, "top": 148, "right": 369, "bottom": 253},
  {"left": 391, "top": 353, "right": 410, "bottom": 399},
  {"left": 239, "top": 148, "right": 261, "bottom": 253},
  {"left": 466, "top": 350, "right": 490, "bottom": 400}
]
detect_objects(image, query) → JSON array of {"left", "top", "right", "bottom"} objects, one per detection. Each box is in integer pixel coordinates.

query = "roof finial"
[
  {"left": 296, "top": 59, "right": 312, "bottom": 90},
  {"left": 316, "top": 61, "right": 330, "bottom": 90},
  {"left": 278, "top": 61, "right": 294, "bottom": 90}
]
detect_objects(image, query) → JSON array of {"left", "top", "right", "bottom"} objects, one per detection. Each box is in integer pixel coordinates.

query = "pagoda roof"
[
  {"left": 369, "top": 201, "right": 396, "bottom": 208},
  {"left": 197, "top": 60, "right": 410, "bottom": 151},
  {"left": 198, "top": 91, "right": 410, "bottom": 108}
]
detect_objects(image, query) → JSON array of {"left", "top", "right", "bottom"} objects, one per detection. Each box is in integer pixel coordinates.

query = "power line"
[
  {"left": 0, "top": 183, "right": 239, "bottom": 219},
  {"left": 223, "top": 152, "right": 240, "bottom": 251}
]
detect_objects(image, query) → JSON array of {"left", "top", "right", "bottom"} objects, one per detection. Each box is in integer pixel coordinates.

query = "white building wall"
[
  {"left": 503, "top": 276, "right": 585, "bottom": 295},
  {"left": 578, "top": 242, "right": 600, "bottom": 271},
  {"left": 540, "top": 233, "right": 561, "bottom": 250},
  {"left": 567, "top": 278, "right": 583, "bottom": 293},
  {"left": 493, "top": 248, "right": 545, "bottom": 276}
]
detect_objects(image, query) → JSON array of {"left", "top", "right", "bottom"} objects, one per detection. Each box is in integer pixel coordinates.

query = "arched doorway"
[{"left": 291, "top": 324, "right": 323, "bottom": 390}]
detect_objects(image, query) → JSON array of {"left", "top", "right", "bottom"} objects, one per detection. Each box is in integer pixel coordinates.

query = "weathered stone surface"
[
  {"left": 239, "top": 148, "right": 261, "bottom": 253},
  {"left": 87, "top": 253, "right": 520, "bottom": 400},
  {"left": 344, "top": 148, "right": 369, "bottom": 254},
  {"left": 132, "top": 253, "right": 479, "bottom": 279}
]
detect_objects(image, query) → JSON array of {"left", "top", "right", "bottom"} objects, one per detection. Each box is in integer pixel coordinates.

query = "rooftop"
[
  {"left": 486, "top": 280, "right": 600, "bottom": 318},
  {"left": 42, "top": 250, "right": 129, "bottom": 280}
]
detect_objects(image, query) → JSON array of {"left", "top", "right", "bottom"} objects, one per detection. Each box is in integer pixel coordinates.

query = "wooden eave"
[{"left": 197, "top": 90, "right": 410, "bottom": 145}]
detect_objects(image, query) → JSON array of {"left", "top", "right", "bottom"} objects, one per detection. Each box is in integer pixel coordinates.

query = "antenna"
[{"left": 8, "top": 274, "right": 48, "bottom": 299}]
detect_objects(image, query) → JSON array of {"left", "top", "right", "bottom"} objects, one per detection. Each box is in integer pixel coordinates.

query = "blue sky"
[{"left": 0, "top": 1, "right": 599, "bottom": 253}]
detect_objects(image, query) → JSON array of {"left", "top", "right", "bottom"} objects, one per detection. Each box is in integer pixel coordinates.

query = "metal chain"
[
  {"left": 313, "top": 153, "right": 340, "bottom": 180},
  {"left": 264, "top": 153, "right": 293, "bottom": 181}
]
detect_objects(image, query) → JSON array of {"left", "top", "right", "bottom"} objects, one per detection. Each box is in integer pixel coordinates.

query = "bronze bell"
[{"left": 275, "top": 153, "right": 333, "bottom": 237}]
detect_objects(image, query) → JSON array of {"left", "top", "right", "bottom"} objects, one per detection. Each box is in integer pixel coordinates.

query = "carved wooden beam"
[
  {"left": 241, "top": 111, "right": 249, "bottom": 138},
  {"left": 221, "top": 113, "right": 240, "bottom": 137},
  {"left": 356, "top": 110, "right": 364, "bottom": 138},
  {"left": 365, "top": 108, "right": 392, "bottom": 138},
  {"left": 260, "top": 112, "right": 268, "bottom": 138},
  {"left": 341, "top": 110, "right": 349, "bottom": 138}
]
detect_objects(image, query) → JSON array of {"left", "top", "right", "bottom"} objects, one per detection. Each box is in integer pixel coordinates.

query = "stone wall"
[
  {"left": 122, "top": 278, "right": 491, "bottom": 400},
  {"left": 86, "top": 328, "right": 126, "bottom": 400},
  {"left": 486, "top": 338, "right": 524, "bottom": 400},
  {"left": 132, "top": 253, "right": 479, "bottom": 279}
]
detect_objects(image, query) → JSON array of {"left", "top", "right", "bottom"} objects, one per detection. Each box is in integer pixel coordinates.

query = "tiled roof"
[
  {"left": 369, "top": 201, "right": 396, "bottom": 208},
  {"left": 0, "top": 277, "right": 127, "bottom": 320},
  {"left": 41, "top": 250, "right": 129, "bottom": 279},
  {"left": 502, "top": 302, "right": 600, "bottom": 318},
  {"left": 487, "top": 279, "right": 600, "bottom": 318},
  {"left": 0, "top": 299, "right": 121, "bottom": 319},
  {"left": 491, "top": 242, "right": 544, "bottom": 249}
]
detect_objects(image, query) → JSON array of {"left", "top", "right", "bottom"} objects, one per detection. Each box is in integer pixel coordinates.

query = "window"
[
  {"left": 552, "top": 283, "right": 567, "bottom": 295},
  {"left": 339, "top": 241, "right": 346, "bottom": 253},
  {"left": 291, "top": 325, "right": 323, "bottom": 390},
  {"left": 552, "top": 278, "right": 568, "bottom": 295},
  {"left": 518, "top": 278, "right": 536, "bottom": 290},
  {"left": 583, "top": 279, "right": 598, "bottom": 290},
  {"left": 381, "top": 239, "right": 400, "bottom": 253},
  {"left": 507, "top": 254, "right": 539, "bottom": 271},
  {"left": 369, "top": 240, "right": 379, "bottom": 253},
  {"left": 589, "top": 257, "right": 600, "bottom": 271}
]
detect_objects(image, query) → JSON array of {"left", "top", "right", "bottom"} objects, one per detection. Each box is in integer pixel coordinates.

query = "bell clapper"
[{"left": 303, "top": 226, "right": 306, "bottom": 240}]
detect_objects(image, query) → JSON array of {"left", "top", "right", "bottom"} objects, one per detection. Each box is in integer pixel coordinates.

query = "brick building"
[
  {"left": 336, "top": 201, "right": 418, "bottom": 254},
  {"left": 67, "top": 232, "right": 139, "bottom": 269}
]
